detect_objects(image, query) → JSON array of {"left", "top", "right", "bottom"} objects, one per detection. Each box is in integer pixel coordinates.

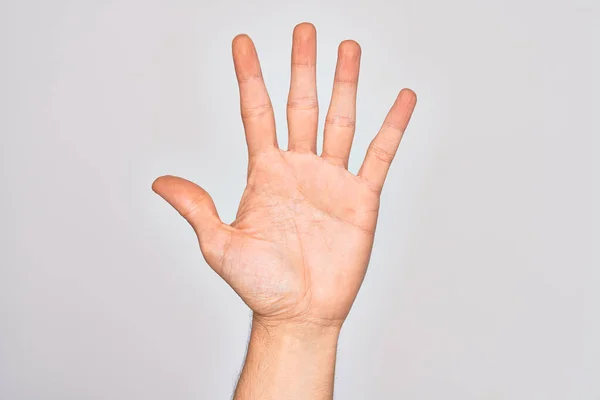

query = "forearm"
[{"left": 233, "top": 316, "right": 341, "bottom": 400}]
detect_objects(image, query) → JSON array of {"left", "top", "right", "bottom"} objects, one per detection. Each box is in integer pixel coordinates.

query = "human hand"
[{"left": 152, "top": 23, "right": 416, "bottom": 332}]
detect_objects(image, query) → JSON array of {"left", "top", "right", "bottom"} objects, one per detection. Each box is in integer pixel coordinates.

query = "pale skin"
[{"left": 152, "top": 22, "right": 416, "bottom": 399}]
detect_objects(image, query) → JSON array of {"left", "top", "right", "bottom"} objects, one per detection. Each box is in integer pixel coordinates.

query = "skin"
[{"left": 152, "top": 22, "right": 416, "bottom": 399}]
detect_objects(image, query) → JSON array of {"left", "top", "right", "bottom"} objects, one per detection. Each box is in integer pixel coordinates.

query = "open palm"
[{"left": 153, "top": 23, "right": 416, "bottom": 328}]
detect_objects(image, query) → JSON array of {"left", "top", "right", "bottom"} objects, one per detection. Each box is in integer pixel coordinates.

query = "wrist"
[
  {"left": 251, "top": 314, "right": 342, "bottom": 344},
  {"left": 247, "top": 313, "right": 341, "bottom": 372}
]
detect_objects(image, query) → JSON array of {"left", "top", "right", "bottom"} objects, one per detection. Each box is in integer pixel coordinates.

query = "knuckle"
[
  {"left": 365, "top": 181, "right": 383, "bottom": 195},
  {"left": 383, "top": 119, "right": 406, "bottom": 132},
  {"left": 368, "top": 143, "right": 395, "bottom": 164},
  {"left": 333, "top": 78, "right": 358, "bottom": 87},
  {"left": 236, "top": 72, "right": 263, "bottom": 84},
  {"left": 322, "top": 152, "right": 347, "bottom": 167},
  {"left": 291, "top": 61, "right": 316, "bottom": 69},
  {"left": 240, "top": 102, "right": 274, "bottom": 119},
  {"left": 287, "top": 95, "right": 318, "bottom": 110},
  {"left": 324, "top": 114, "right": 356, "bottom": 128},
  {"left": 180, "top": 193, "right": 209, "bottom": 220}
]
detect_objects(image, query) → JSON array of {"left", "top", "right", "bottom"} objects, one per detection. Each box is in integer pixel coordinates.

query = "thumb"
[{"left": 152, "top": 175, "right": 231, "bottom": 269}]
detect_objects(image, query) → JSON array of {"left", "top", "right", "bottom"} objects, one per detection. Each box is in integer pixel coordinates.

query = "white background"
[{"left": 1, "top": 0, "right": 598, "bottom": 398}]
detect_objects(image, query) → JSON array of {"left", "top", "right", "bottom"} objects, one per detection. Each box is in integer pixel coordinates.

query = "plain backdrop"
[{"left": 1, "top": 0, "right": 598, "bottom": 399}]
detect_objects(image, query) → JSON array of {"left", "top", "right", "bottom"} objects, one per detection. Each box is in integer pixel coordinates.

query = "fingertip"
[
  {"left": 399, "top": 88, "right": 417, "bottom": 105},
  {"left": 232, "top": 34, "right": 254, "bottom": 55},
  {"left": 338, "top": 40, "right": 361, "bottom": 59},
  {"left": 293, "top": 22, "right": 316, "bottom": 38},
  {"left": 232, "top": 33, "right": 250, "bottom": 44},
  {"left": 151, "top": 175, "right": 192, "bottom": 200},
  {"left": 152, "top": 175, "right": 171, "bottom": 194}
]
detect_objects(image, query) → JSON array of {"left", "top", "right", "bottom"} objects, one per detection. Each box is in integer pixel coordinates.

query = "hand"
[{"left": 152, "top": 23, "right": 416, "bottom": 331}]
